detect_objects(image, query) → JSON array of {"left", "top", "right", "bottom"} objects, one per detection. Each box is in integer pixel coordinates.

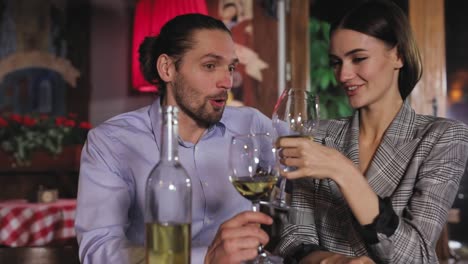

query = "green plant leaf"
[{"left": 310, "top": 16, "right": 351, "bottom": 119}]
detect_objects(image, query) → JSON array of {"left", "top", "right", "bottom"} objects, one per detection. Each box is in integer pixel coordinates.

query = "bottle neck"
[{"left": 161, "top": 107, "right": 179, "bottom": 162}]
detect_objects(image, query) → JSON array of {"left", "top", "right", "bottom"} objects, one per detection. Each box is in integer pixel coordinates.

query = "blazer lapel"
[
  {"left": 321, "top": 113, "right": 367, "bottom": 256},
  {"left": 321, "top": 111, "right": 360, "bottom": 168},
  {"left": 320, "top": 102, "right": 420, "bottom": 197},
  {"left": 366, "top": 102, "right": 421, "bottom": 197}
]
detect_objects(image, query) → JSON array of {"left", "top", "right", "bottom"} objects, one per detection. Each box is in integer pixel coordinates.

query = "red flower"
[
  {"left": 10, "top": 113, "right": 23, "bottom": 123},
  {"left": 1, "top": 112, "right": 91, "bottom": 165},
  {"left": 55, "top": 117, "right": 67, "bottom": 126},
  {"left": 64, "top": 120, "right": 76, "bottom": 127},
  {"left": 0, "top": 117, "right": 8, "bottom": 127},
  {"left": 79, "top": 121, "right": 92, "bottom": 130},
  {"left": 22, "top": 116, "right": 37, "bottom": 127}
]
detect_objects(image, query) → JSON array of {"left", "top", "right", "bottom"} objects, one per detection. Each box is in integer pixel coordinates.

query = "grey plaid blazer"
[{"left": 277, "top": 102, "right": 468, "bottom": 263}]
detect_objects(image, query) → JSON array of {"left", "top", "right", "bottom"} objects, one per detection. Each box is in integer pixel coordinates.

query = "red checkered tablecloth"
[{"left": 0, "top": 199, "right": 76, "bottom": 247}]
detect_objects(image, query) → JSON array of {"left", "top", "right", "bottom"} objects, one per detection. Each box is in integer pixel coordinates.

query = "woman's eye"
[
  {"left": 329, "top": 60, "right": 341, "bottom": 68},
  {"left": 228, "top": 65, "right": 236, "bottom": 72},
  {"left": 352, "top": 57, "right": 367, "bottom": 63}
]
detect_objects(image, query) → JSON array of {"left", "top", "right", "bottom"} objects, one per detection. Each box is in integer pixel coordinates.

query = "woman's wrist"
[{"left": 332, "top": 154, "right": 361, "bottom": 188}]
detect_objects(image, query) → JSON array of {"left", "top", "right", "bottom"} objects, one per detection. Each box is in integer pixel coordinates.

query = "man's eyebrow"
[{"left": 201, "top": 53, "right": 239, "bottom": 64}]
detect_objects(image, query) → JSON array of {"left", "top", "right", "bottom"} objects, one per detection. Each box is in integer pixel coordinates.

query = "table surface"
[{"left": 0, "top": 199, "right": 76, "bottom": 247}]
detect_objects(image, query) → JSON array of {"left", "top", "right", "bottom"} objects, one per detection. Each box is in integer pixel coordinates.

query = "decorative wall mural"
[
  {"left": 218, "top": 0, "right": 268, "bottom": 107},
  {"left": 0, "top": 0, "right": 79, "bottom": 116}
]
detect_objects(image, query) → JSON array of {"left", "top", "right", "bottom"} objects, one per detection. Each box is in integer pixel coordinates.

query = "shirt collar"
[{"left": 149, "top": 98, "right": 227, "bottom": 149}]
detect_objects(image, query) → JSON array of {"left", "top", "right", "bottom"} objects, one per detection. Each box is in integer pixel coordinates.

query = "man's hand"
[{"left": 204, "top": 211, "right": 273, "bottom": 264}]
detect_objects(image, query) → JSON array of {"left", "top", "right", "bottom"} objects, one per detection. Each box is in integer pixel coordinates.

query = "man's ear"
[{"left": 157, "top": 54, "right": 175, "bottom": 82}]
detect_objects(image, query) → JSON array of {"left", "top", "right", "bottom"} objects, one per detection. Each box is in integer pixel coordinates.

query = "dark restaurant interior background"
[{"left": 0, "top": 0, "right": 467, "bottom": 261}]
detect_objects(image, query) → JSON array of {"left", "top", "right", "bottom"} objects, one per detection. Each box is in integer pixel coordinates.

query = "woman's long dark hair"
[{"left": 331, "top": 0, "right": 422, "bottom": 99}]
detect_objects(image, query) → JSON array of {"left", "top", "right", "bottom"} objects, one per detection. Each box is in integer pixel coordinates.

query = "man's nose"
[{"left": 217, "top": 69, "right": 233, "bottom": 90}]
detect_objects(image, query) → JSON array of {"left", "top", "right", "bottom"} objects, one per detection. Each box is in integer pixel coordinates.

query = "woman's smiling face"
[{"left": 329, "top": 29, "right": 403, "bottom": 110}]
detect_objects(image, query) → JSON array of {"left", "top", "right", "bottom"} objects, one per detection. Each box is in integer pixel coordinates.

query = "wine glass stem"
[
  {"left": 252, "top": 202, "right": 268, "bottom": 258},
  {"left": 278, "top": 179, "right": 287, "bottom": 207},
  {"left": 252, "top": 201, "right": 260, "bottom": 212}
]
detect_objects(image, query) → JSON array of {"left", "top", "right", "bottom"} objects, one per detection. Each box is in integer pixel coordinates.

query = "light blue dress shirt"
[{"left": 75, "top": 99, "right": 274, "bottom": 264}]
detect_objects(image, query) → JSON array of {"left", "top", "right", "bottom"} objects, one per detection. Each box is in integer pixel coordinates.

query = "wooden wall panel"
[
  {"left": 286, "top": 0, "right": 310, "bottom": 92},
  {"left": 252, "top": 1, "right": 278, "bottom": 116},
  {"left": 66, "top": 0, "right": 91, "bottom": 121},
  {"left": 206, "top": 0, "right": 278, "bottom": 117},
  {"left": 409, "top": 0, "right": 447, "bottom": 116}
]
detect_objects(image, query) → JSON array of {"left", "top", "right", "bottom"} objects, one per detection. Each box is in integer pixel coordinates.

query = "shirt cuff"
[{"left": 359, "top": 196, "right": 399, "bottom": 244}]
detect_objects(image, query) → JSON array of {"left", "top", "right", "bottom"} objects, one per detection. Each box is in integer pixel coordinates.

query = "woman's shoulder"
[
  {"left": 320, "top": 117, "right": 352, "bottom": 126},
  {"left": 318, "top": 117, "right": 352, "bottom": 131},
  {"left": 314, "top": 117, "right": 352, "bottom": 140},
  {"left": 415, "top": 114, "right": 468, "bottom": 141}
]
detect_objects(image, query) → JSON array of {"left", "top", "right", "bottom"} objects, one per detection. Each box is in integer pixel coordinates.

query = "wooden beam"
[
  {"left": 286, "top": 0, "right": 310, "bottom": 91},
  {"left": 409, "top": 0, "right": 447, "bottom": 116}
]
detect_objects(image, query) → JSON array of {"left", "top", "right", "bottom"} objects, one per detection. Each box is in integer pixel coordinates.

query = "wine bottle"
[{"left": 145, "top": 106, "right": 191, "bottom": 264}]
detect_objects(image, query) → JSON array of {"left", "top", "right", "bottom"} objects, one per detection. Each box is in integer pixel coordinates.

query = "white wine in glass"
[{"left": 232, "top": 175, "right": 278, "bottom": 202}]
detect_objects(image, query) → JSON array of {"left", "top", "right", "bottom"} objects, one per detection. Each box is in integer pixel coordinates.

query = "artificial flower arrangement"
[{"left": 0, "top": 112, "right": 91, "bottom": 166}]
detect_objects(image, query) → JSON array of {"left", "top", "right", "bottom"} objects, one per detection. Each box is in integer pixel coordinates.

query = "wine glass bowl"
[
  {"left": 229, "top": 133, "right": 278, "bottom": 206},
  {"left": 271, "top": 88, "right": 320, "bottom": 209},
  {"left": 272, "top": 89, "right": 320, "bottom": 138}
]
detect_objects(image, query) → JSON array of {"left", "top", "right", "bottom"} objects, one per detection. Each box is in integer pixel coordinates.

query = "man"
[{"left": 75, "top": 13, "right": 273, "bottom": 264}]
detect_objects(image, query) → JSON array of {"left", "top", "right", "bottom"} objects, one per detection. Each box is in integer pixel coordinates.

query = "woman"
[{"left": 276, "top": 0, "right": 468, "bottom": 263}]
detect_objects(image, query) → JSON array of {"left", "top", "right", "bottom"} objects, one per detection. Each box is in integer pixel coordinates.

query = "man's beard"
[{"left": 172, "top": 74, "right": 226, "bottom": 128}]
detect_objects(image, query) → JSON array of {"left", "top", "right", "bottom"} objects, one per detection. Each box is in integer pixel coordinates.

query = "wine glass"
[
  {"left": 229, "top": 133, "right": 283, "bottom": 264},
  {"left": 271, "top": 88, "right": 320, "bottom": 209}
]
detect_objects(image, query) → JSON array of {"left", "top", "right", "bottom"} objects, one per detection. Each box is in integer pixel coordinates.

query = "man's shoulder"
[
  {"left": 223, "top": 105, "right": 261, "bottom": 115},
  {"left": 222, "top": 106, "right": 267, "bottom": 122},
  {"left": 222, "top": 106, "right": 272, "bottom": 134},
  {"left": 90, "top": 105, "right": 152, "bottom": 139}
]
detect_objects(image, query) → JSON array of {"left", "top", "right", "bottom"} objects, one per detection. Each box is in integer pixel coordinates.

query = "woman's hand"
[
  {"left": 277, "top": 137, "right": 380, "bottom": 225},
  {"left": 204, "top": 211, "right": 273, "bottom": 264},
  {"left": 317, "top": 255, "right": 375, "bottom": 264},
  {"left": 277, "top": 137, "right": 356, "bottom": 181},
  {"left": 300, "top": 251, "right": 376, "bottom": 264}
]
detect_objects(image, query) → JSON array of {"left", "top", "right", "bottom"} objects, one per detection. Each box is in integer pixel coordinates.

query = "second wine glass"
[
  {"left": 229, "top": 133, "right": 282, "bottom": 264},
  {"left": 271, "top": 88, "right": 320, "bottom": 209}
]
